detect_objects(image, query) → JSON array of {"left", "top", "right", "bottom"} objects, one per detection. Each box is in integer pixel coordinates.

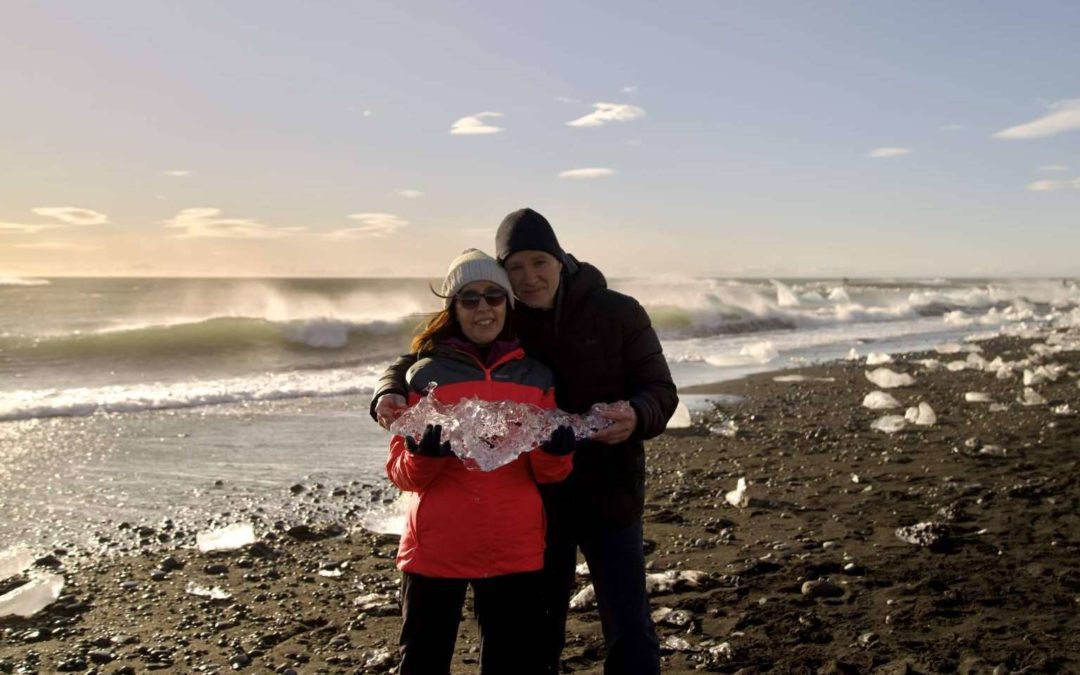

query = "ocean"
[{"left": 2, "top": 275, "right": 1078, "bottom": 552}]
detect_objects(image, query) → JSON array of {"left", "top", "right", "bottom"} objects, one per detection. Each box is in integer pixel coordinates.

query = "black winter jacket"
[{"left": 371, "top": 258, "right": 679, "bottom": 526}]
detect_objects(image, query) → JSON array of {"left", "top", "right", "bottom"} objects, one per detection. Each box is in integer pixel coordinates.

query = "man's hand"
[
  {"left": 375, "top": 394, "right": 407, "bottom": 430},
  {"left": 589, "top": 401, "right": 637, "bottom": 445}
]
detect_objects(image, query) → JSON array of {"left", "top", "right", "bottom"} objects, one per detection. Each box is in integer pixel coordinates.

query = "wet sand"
[{"left": 2, "top": 335, "right": 1078, "bottom": 674}]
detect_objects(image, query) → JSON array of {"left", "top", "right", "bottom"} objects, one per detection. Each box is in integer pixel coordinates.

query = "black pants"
[
  {"left": 541, "top": 509, "right": 659, "bottom": 675},
  {"left": 399, "top": 570, "right": 546, "bottom": 675}
]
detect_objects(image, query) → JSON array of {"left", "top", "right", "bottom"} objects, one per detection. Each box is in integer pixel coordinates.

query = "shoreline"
[{"left": 3, "top": 332, "right": 1079, "bottom": 673}]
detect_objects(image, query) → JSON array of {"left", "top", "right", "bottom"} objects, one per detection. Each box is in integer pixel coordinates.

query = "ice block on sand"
[
  {"left": 870, "top": 415, "right": 906, "bottom": 434},
  {"left": 862, "top": 391, "right": 901, "bottom": 410},
  {"left": 666, "top": 401, "right": 692, "bottom": 429},
  {"left": 0, "top": 574, "right": 64, "bottom": 618},
  {"left": 0, "top": 545, "right": 34, "bottom": 581},
  {"left": 196, "top": 523, "right": 255, "bottom": 552},
  {"left": 865, "top": 368, "right": 915, "bottom": 388}
]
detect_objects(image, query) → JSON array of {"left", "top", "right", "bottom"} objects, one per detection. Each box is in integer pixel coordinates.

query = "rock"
[
  {"left": 56, "top": 658, "right": 87, "bottom": 672},
  {"left": 159, "top": 556, "right": 184, "bottom": 572},
  {"left": 204, "top": 563, "right": 230, "bottom": 576},
  {"left": 290, "top": 484, "right": 306, "bottom": 494},
  {"left": 895, "top": 521, "right": 950, "bottom": 548},
  {"left": 88, "top": 650, "right": 115, "bottom": 664},
  {"left": 801, "top": 580, "right": 844, "bottom": 598},
  {"left": 230, "top": 651, "right": 252, "bottom": 669},
  {"left": 858, "top": 631, "right": 879, "bottom": 646}
]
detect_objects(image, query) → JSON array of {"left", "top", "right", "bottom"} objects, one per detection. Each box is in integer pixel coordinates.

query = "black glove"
[
  {"left": 405, "top": 424, "right": 453, "bottom": 458},
  {"left": 541, "top": 425, "right": 576, "bottom": 456}
]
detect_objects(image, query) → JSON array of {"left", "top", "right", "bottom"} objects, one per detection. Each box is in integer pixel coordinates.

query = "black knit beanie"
[{"left": 495, "top": 208, "right": 567, "bottom": 265}]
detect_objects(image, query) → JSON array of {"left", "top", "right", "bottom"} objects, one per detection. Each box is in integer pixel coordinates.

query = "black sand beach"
[{"left": 2, "top": 335, "right": 1078, "bottom": 674}]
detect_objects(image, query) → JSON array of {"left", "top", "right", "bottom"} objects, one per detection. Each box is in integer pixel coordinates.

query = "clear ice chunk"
[
  {"left": 389, "top": 385, "right": 615, "bottom": 472},
  {"left": 0, "top": 573, "right": 64, "bottom": 618},
  {"left": 964, "top": 392, "right": 993, "bottom": 403},
  {"left": 862, "top": 391, "right": 901, "bottom": 410},
  {"left": 196, "top": 523, "right": 255, "bottom": 552},
  {"left": 725, "top": 477, "right": 749, "bottom": 508},
  {"left": 865, "top": 352, "right": 893, "bottom": 366},
  {"left": 1017, "top": 387, "right": 1046, "bottom": 406},
  {"left": 0, "top": 545, "right": 34, "bottom": 582},
  {"left": 865, "top": 368, "right": 915, "bottom": 388}
]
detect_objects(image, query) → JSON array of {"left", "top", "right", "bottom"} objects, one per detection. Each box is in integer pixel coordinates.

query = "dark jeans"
[
  {"left": 399, "top": 570, "right": 546, "bottom": 675},
  {"left": 541, "top": 510, "right": 659, "bottom": 675}
]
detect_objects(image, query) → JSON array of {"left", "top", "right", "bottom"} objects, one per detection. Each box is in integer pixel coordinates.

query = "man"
[{"left": 372, "top": 208, "right": 678, "bottom": 674}]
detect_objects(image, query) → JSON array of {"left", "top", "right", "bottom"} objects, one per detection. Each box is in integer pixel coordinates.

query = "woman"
[{"left": 386, "top": 248, "right": 575, "bottom": 675}]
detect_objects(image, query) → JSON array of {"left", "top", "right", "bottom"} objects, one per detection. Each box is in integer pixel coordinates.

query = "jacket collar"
[{"left": 440, "top": 337, "right": 523, "bottom": 369}]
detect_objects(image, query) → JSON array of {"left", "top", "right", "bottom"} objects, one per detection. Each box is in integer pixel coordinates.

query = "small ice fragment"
[
  {"left": 1017, "top": 388, "right": 1046, "bottom": 407},
  {"left": 851, "top": 474, "right": 861, "bottom": 484},
  {"left": 978, "top": 445, "right": 1008, "bottom": 457},
  {"left": 863, "top": 391, "right": 901, "bottom": 410},
  {"left": 773, "top": 374, "right": 807, "bottom": 382},
  {"left": 964, "top": 392, "right": 993, "bottom": 403},
  {"left": 575, "top": 562, "right": 590, "bottom": 577},
  {"left": 917, "top": 358, "right": 942, "bottom": 371},
  {"left": 0, "top": 574, "right": 64, "bottom": 618},
  {"left": 866, "top": 352, "right": 892, "bottom": 366},
  {"left": 1052, "top": 404, "right": 1074, "bottom": 416},
  {"left": 988, "top": 403, "right": 1008, "bottom": 412},
  {"left": 709, "top": 420, "right": 739, "bottom": 438},
  {"left": 667, "top": 401, "right": 692, "bottom": 429},
  {"left": 904, "top": 402, "right": 936, "bottom": 426},
  {"left": 318, "top": 568, "right": 344, "bottom": 578},
  {"left": 865, "top": 368, "right": 915, "bottom": 388},
  {"left": 935, "top": 343, "right": 964, "bottom": 354},
  {"left": 196, "top": 523, "right": 255, "bottom": 553},
  {"left": 569, "top": 584, "right": 597, "bottom": 611},
  {"left": 846, "top": 348, "right": 859, "bottom": 361},
  {"left": 185, "top": 582, "right": 232, "bottom": 600},
  {"left": 725, "top": 477, "right": 749, "bottom": 508},
  {"left": 870, "top": 415, "right": 906, "bottom": 434},
  {"left": 945, "top": 361, "right": 968, "bottom": 372},
  {"left": 0, "top": 545, "right": 34, "bottom": 582},
  {"left": 1022, "top": 369, "right": 1046, "bottom": 386},
  {"left": 895, "top": 522, "right": 949, "bottom": 547}
]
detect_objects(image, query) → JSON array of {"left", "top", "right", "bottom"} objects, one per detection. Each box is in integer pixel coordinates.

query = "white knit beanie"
[{"left": 440, "top": 248, "right": 515, "bottom": 308}]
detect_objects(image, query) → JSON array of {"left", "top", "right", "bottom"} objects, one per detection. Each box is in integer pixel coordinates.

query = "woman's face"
[{"left": 454, "top": 280, "right": 507, "bottom": 345}]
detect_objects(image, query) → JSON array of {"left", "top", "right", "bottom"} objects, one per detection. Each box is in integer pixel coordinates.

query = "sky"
[{"left": 1, "top": 0, "right": 1078, "bottom": 278}]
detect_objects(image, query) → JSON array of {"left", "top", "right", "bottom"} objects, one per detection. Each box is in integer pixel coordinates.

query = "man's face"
[{"left": 504, "top": 250, "right": 562, "bottom": 309}]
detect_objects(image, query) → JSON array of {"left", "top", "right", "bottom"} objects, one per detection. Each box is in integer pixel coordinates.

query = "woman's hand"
[
  {"left": 541, "top": 425, "right": 576, "bottom": 456},
  {"left": 405, "top": 424, "right": 453, "bottom": 458},
  {"left": 375, "top": 393, "right": 408, "bottom": 430}
]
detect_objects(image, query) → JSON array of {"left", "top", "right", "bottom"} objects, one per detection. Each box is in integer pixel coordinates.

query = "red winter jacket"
[{"left": 386, "top": 339, "right": 573, "bottom": 578}]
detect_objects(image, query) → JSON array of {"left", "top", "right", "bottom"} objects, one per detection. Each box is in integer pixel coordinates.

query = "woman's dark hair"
[{"left": 410, "top": 290, "right": 516, "bottom": 355}]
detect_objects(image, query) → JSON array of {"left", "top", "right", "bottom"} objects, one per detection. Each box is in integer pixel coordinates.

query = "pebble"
[
  {"left": 159, "top": 556, "right": 184, "bottom": 571},
  {"left": 204, "top": 563, "right": 230, "bottom": 575},
  {"left": 801, "top": 580, "right": 844, "bottom": 598}
]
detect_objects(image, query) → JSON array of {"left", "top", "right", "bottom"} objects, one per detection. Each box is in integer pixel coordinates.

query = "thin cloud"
[
  {"left": 451, "top": 112, "right": 504, "bottom": 135},
  {"left": 398, "top": 189, "right": 424, "bottom": 199},
  {"left": 329, "top": 213, "right": 409, "bottom": 238},
  {"left": 1026, "top": 177, "right": 1080, "bottom": 192},
  {"left": 163, "top": 208, "right": 305, "bottom": 239},
  {"left": 559, "top": 167, "right": 616, "bottom": 179},
  {"left": 866, "top": 147, "right": 911, "bottom": 159},
  {"left": 32, "top": 207, "right": 108, "bottom": 226},
  {"left": 163, "top": 170, "right": 191, "bottom": 177},
  {"left": 362, "top": 110, "right": 374, "bottom": 117},
  {"left": 566, "top": 102, "right": 646, "bottom": 128},
  {"left": 621, "top": 85, "right": 639, "bottom": 94},
  {"left": 13, "top": 241, "right": 100, "bottom": 251},
  {"left": 994, "top": 99, "right": 1080, "bottom": 140},
  {"left": 1040, "top": 164, "right": 1070, "bottom": 173},
  {"left": 555, "top": 96, "right": 579, "bottom": 104},
  {"left": 0, "top": 220, "right": 49, "bottom": 233}
]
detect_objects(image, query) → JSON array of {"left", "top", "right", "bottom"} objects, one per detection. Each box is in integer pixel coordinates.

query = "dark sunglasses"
[{"left": 455, "top": 289, "right": 508, "bottom": 310}]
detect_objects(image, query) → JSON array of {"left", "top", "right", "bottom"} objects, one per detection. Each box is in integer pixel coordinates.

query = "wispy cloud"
[
  {"left": 163, "top": 208, "right": 304, "bottom": 239},
  {"left": 328, "top": 213, "right": 409, "bottom": 238},
  {"left": 1040, "top": 164, "right": 1070, "bottom": 173},
  {"left": 1026, "top": 177, "right": 1080, "bottom": 192},
  {"left": 398, "top": 189, "right": 424, "bottom": 199},
  {"left": 163, "top": 170, "right": 191, "bottom": 177},
  {"left": 994, "top": 99, "right": 1080, "bottom": 140},
  {"left": 32, "top": 207, "right": 108, "bottom": 226},
  {"left": 451, "top": 112, "right": 504, "bottom": 135},
  {"left": 362, "top": 110, "right": 374, "bottom": 117},
  {"left": 567, "top": 102, "right": 646, "bottom": 128},
  {"left": 866, "top": 147, "right": 911, "bottom": 159},
  {"left": 1, "top": 207, "right": 109, "bottom": 232},
  {"left": 621, "top": 85, "right": 638, "bottom": 94},
  {"left": 13, "top": 241, "right": 100, "bottom": 251},
  {"left": 559, "top": 167, "right": 616, "bottom": 179},
  {"left": 555, "top": 96, "right": 579, "bottom": 104}
]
